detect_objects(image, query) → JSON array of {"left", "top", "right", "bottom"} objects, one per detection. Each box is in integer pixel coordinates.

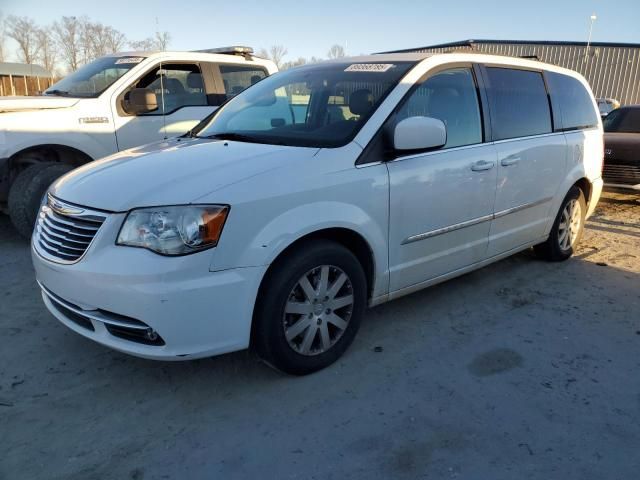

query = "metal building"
[
  {"left": 0, "top": 62, "right": 53, "bottom": 97},
  {"left": 388, "top": 40, "right": 640, "bottom": 105}
]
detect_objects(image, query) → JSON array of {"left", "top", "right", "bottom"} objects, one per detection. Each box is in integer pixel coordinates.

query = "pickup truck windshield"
[
  {"left": 196, "top": 61, "right": 415, "bottom": 148},
  {"left": 44, "top": 56, "right": 146, "bottom": 98},
  {"left": 604, "top": 108, "right": 640, "bottom": 133}
]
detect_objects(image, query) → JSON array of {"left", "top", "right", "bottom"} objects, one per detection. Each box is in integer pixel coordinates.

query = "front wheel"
[
  {"left": 534, "top": 186, "right": 587, "bottom": 261},
  {"left": 252, "top": 240, "right": 367, "bottom": 375},
  {"left": 8, "top": 162, "right": 74, "bottom": 239}
]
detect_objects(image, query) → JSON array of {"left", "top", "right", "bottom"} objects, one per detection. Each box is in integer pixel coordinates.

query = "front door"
[
  {"left": 112, "top": 63, "right": 216, "bottom": 150},
  {"left": 387, "top": 67, "right": 498, "bottom": 293}
]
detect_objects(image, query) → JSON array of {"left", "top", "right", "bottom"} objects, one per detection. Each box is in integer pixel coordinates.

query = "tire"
[
  {"left": 253, "top": 240, "right": 367, "bottom": 375},
  {"left": 534, "top": 186, "right": 587, "bottom": 261},
  {"left": 8, "top": 162, "right": 74, "bottom": 239}
]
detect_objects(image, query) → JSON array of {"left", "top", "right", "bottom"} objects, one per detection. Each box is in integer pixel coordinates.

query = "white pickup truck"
[{"left": 0, "top": 46, "right": 278, "bottom": 237}]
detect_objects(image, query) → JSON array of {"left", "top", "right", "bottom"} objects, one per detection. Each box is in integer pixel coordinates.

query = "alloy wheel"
[
  {"left": 558, "top": 198, "right": 582, "bottom": 251},
  {"left": 282, "top": 265, "right": 354, "bottom": 356}
]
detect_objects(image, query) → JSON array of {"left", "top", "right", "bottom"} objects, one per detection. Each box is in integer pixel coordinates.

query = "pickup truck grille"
[
  {"left": 603, "top": 162, "right": 640, "bottom": 186},
  {"left": 34, "top": 197, "right": 106, "bottom": 264}
]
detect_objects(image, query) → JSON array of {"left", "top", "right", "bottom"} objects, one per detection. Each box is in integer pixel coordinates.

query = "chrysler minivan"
[{"left": 32, "top": 53, "right": 603, "bottom": 374}]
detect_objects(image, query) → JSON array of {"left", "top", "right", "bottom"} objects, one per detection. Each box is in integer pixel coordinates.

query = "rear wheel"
[
  {"left": 534, "top": 186, "right": 586, "bottom": 261},
  {"left": 253, "top": 240, "right": 367, "bottom": 375},
  {"left": 8, "top": 162, "right": 74, "bottom": 239}
]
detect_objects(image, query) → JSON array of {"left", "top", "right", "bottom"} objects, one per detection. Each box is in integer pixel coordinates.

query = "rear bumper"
[{"left": 587, "top": 177, "right": 604, "bottom": 218}]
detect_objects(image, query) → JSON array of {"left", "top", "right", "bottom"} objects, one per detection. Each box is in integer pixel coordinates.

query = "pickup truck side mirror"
[
  {"left": 393, "top": 116, "right": 447, "bottom": 151},
  {"left": 125, "top": 88, "right": 158, "bottom": 115}
]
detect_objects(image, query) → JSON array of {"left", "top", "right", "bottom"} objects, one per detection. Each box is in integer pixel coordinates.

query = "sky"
[{"left": 1, "top": 0, "right": 639, "bottom": 62}]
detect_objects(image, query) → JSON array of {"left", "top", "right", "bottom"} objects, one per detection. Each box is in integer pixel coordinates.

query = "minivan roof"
[{"left": 325, "top": 53, "right": 434, "bottom": 63}]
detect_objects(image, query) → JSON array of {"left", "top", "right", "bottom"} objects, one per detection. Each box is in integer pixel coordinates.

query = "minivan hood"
[
  {"left": 51, "top": 138, "right": 320, "bottom": 211},
  {"left": 0, "top": 96, "right": 80, "bottom": 113}
]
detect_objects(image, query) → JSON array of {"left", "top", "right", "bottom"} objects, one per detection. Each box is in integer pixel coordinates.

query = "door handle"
[
  {"left": 471, "top": 160, "right": 495, "bottom": 172},
  {"left": 501, "top": 156, "right": 521, "bottom": 167}
]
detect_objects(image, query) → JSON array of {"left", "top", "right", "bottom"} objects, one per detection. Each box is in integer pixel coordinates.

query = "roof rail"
[{"left": 193, "top": 46, "right": 254, "bottom": 59}]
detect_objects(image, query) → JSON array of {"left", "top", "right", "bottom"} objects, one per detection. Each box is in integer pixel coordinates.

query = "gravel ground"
[{"left": 1, "top": 191, "right": 639, "bottom": 480}]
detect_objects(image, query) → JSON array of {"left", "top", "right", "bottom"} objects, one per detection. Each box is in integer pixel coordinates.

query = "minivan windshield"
[
  {"left": 603, "top": 108, "right": 640, "bottom": 133},
  {"left": 195, "top": 61, "right": 415, "bottom": 148},
  {"left": 44, "top": 55, "right": 146, "bottom": 98}
]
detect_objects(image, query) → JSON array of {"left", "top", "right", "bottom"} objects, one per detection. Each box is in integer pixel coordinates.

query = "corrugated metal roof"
[
  {"left": 385, "top": 39, "right": 640, "bottom": 54},
  {"left": 382, "top": 40, "right": 640, "bottom": 105},
  {"left": 0, "top": 62, "right": 51, "bottom": 78}
]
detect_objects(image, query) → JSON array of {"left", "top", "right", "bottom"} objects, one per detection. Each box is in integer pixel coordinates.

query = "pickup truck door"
[{"left": 111, "top": 62, "right": 217, "bottom": 151}]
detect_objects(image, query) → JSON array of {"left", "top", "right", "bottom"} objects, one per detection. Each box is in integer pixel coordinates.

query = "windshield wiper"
[
  {"left": 206, "top": 132, "right": 259, "bottom": 142},
  {"left": 204, "top": 132, "right": 289, "bottom": 146},
  {"left": 44, "top": 89, "right": 70, "bottom": 96}
]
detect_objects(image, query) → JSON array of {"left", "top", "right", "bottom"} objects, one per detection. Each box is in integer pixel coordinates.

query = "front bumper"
[
  {"left": 32, "top": 216, "right": 266, "bottom": 360},
  {"left": 603, "top": 161, "right": 640, "bottom": 192},
  {"left": 603, "top": 182, "right": 640, "bottom": 192}
]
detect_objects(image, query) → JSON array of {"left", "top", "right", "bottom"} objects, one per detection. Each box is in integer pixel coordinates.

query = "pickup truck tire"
[
  {"left": 252, "top": 240, "right": 367, "bottom": 375},
  {"left": 534, "top": 186, "right": 586, "bottom": 262},
  {"left": 8, "top": 162, "right": 74, "bottom": 239}
]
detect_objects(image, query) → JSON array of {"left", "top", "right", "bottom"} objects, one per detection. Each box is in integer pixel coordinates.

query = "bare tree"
[
  {"left": 78, "top": 18, "right": 95, "bottom": 65},
  {"left": 53, "top": 16, "right": 83, "bottom": 71},
  {"left": 129, "top": 30, "right": 170, "bottom": 52},
  {"left": 258, "top": 45, "right": 288, "bottom": 69},
  {"left": 81, "top": 22, "right": 127, "bottom": 59},
  {"left": 85, "top": 21, "right": 108, "bottom": 58},
  {"left": 36, "top": 28, "right": 57, "bottom": 75},
  {"left": 6, "top": 15, "right": 41, "bottom": 64},
  {"left": 103, "top": 26, "right": 127, "bottom": 53},
  {"left": 154, "top": 30, "right": 171, "bottom": 51},
  {"left": 327, "top": 44, "right": 345, "bottom": 59},
  {"left": 129, "top": 38, "right": 155, "bottom": 51},
  {"left": 0, "top": 11, "right": 7, "bottom": 62},
  {"left": 281, "top": 57, "right": 307, "bottom": 70}
]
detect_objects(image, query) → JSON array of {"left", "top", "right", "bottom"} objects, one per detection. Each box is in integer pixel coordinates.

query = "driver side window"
[
  {"left": 397, "top": 68, "right": 482, "bottom": 148},
  {"left": 134, "top": 63, "right": 207, "bottom": 115}
]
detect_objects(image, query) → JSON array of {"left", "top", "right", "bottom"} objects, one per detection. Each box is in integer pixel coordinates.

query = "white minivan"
[{"left": 32, "top": 53, "right": 604, "bottom": 374}]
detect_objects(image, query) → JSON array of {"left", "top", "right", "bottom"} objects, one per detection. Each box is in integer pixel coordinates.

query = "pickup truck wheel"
[
  {"left": 253, "top": 240, "right": 367, "bottom": 375},
  {"left": 534, "top": 186, "right": 586, "bottom": 262},
  {"left": 8, "top": 163, "right": 74, "bottom": 239}
]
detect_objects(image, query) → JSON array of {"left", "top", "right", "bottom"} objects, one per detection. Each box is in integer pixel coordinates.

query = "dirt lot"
[{"left": 1, "top": 191, "right": 639, "bottom": 480}]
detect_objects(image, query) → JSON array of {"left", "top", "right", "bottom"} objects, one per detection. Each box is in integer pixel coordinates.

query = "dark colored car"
[{"left": 603, "top": 106, "right": 640, "bottom": 191}]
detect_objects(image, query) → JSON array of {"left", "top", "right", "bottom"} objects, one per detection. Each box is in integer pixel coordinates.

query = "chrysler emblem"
[{"left": 49, "top": 196, "right": 84, "bottom": 216}]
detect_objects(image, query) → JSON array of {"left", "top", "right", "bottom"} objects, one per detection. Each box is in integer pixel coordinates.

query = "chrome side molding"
[{"left": 402, "top": 196, "right": 553, "bottom": 245}]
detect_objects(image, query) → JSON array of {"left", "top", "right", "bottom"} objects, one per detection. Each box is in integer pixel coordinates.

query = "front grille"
[
  {"left": 35, "top": 197, "right": 106, "bottom": 264},
  {"left": 603, "top": 162, "right": 640, "bottom": 185}
]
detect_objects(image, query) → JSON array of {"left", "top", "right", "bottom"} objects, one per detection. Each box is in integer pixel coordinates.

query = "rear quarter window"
[
  {"left": 547, "top": 72, "right": 599, "bottom": 131},
  {"left": 220, "top": 64, "right": 268, "bottom": 98},
  {"left": 484, "top": 67, "right": 552, "bottom": 141}
]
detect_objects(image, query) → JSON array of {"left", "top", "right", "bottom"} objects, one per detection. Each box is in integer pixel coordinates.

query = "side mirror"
[
  {"left": 393, "top": 116, "right": 446, "bottom": 151},
  {"left": 125, "top": 88, "right": 158, "bottom": 115}
]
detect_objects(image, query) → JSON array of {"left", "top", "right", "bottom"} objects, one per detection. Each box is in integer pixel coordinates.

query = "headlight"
[{"left": 117, "top": 205, "right": 229, "bottom": 255}]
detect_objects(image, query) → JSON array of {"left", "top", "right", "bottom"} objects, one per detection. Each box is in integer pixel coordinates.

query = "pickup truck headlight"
[{"left": 117, "top": 205, "right": 229, "bottom": 255}]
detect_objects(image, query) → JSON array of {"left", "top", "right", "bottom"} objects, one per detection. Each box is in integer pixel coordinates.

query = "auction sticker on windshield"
[
  {"left": 115, "top": 57, "right": 145, "bottom": 65},
  {"left": 345, "top": 64, "right": 394, "bottom": 72}
]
